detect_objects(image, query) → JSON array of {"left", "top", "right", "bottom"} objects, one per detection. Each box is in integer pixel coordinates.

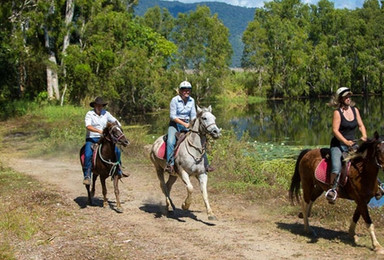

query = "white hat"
[
  {"left": 179, "top": 81, "right": 192, "bottom": 89},
  {"left": 336, "top": 87, "right": 352, "bottom": 98}
]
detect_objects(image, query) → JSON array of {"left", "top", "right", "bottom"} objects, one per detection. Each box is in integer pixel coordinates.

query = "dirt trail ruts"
[{"left": 1, "top": 151, "right": 376, "bottom": 259}]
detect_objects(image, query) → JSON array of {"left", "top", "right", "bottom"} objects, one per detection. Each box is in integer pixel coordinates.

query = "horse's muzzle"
[
  {"left": 121, "top": 139, "right": 130, "bottom": 147},
  {"left": 210, "top": 127, "right": 221, "bottom": 139}
]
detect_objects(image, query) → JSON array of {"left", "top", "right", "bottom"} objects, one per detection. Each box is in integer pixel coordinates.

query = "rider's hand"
[
  {"left": 361, "top": 136, "right": 367, "bottom": 142},
  {"left": 345, "top": 140, "right": 355, "bottom": 147},
  {"left": 184, "top": 123, "right": 190, "bottom": 128}
]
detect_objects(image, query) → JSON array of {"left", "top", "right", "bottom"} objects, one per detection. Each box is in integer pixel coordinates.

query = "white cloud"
[{"left": 162, "top": 0, "right": 365, "bottom": 9}]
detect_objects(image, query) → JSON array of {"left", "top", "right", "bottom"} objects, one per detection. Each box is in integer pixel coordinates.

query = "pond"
[{"left": 131, "top": 95, "right": 384, "bottom": 146}]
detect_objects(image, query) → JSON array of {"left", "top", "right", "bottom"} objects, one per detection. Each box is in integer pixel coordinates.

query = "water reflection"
[{"left": 126, "top": 96, "right": 384, "bottom": 146}]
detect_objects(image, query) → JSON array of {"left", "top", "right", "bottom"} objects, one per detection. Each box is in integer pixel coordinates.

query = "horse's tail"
[{"left": 289, "top": 149, "right": 311, "bottom": 205}]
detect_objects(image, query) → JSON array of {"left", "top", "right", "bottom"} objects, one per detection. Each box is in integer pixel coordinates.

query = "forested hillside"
[{"left": 134, "top": 0, "right": 256, "bottom": 67}]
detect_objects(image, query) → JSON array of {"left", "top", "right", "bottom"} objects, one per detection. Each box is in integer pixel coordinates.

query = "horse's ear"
[
  {"left": 374, "top": 131, "right": 379, "bottom": 140},
  {"left": 207, "top": 105, "right": 212, "bottom": 112},
  {"left": 196, "top": 105, "right": 202, "bottom": 114}
]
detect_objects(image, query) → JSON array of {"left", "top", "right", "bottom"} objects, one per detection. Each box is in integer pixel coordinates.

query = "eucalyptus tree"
[
  {"left": 171, "top": 5, "right": 232, "bottom": 101},
  {"left": 242, "top": 0, "right": 311, "bottom": 98},
  {"left": 306, "top": 0, "right": 338, "bottom": 95},
  {"left": 138, "top": 6, "right": 174, "bottom": 39},
  {"left": 353, "top": 0, "right": 384, "bottom": 94}
]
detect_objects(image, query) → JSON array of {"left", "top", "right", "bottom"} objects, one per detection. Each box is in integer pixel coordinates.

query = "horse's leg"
[
  {"left": 180, "top": 170, "right": 193, "bottom": 211},
  {"left": 197, "top": 173, "right": 216, "bottom": 221},
  {"left": 348, "top": 208, "right": 360, "bottom": 244},
  {"left": 100, "top": 177, "right": 108, "bottom": 208},
  {"left": 91, "top": 174, "right": 97, "bottom": 198},
  {"left": 166, "top": 175, "right": 178, "bottom": 198},
  {"left": 301, "top": 189, "right": 317, "bottom": 236},
  {"left": 113, "top": 175, "right": 123, "bottom": 213},
  {"left": 86, "top": 184, "right": 92, "bottom": 206},
  {"left": 358, "top": 202, "right": 384, "bottom": 254},
  {"left": 156, "top": 167, "right": 175, "bottom": 213}
]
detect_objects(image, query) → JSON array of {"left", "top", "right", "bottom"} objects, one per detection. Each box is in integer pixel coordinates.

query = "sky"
[{"left": 163, "top": 0, "right": 366, "bottom": 9}]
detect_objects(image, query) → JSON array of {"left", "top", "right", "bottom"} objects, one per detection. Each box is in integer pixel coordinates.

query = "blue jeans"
[
  {"left": 166, "top": 123, "right": 188, "bottom": 165},
  {"left": 166, "top": 122, "right": 209, "bottom": 167},
  {"left": 330, "top": 145, "right": 348, "bottom": 176},
  {"left": 83, "top": 137, "right": 121, "bottom": 178}
]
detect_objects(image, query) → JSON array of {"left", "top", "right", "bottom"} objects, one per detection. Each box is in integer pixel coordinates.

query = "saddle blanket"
[
  {"left": 156, "top": 140, "right": 180, "bottom": 160},
  {"left": 314, "top": 158, "right": 350, "bottom": 186},
  {"left": 80, "top": 144, "right": 98, "bottom": 168}
]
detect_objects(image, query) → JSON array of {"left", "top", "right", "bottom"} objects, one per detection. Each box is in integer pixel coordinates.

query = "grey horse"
[{"left": 150, "top": 105, "right": 221, "bottom": 220}]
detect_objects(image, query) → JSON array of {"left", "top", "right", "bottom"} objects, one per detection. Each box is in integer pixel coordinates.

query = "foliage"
[
  {"left": 209, "top": 130, "right": 298, "bottom": 191},
  {"left": 171, "top": 5, "right": 232, "bottom": 102},
  {"left": 242, "top": 0, "right": 384, "bottom": 98},
  {"left": 134, "top": 0, "right": 256, "bottom": 67}
]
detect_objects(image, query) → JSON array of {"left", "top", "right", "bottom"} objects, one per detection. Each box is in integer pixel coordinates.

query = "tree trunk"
[
  {"left": 60, "top": 0, "right": 75, "bottom": 106},
  {"left": 45, "top": 26, "right": 60, "bottom": 100}
]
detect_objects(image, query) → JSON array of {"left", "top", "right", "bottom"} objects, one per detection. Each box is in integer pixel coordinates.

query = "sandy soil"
[{"left": 1, "top": 140, "right": 380, "bottom": 259}]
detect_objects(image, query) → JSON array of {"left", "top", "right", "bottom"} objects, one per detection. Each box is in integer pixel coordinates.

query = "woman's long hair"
[{"left": 327, "top": 93, "right": 355, "bottom": 109}]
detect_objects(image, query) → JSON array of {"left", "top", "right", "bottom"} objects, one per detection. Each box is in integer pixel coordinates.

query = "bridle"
[
  {"left": 97, "top": 124, "right": 127, "bottom": 176},
  {"left": 104, "top": 124, "right": 127, "bottom": 145},
  {"left": 186, "top": 111, "right": 218, "bottom": 162}
]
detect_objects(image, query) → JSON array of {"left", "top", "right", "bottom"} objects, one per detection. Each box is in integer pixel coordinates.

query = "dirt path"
[{"left": 1, "top": 149, "right": 379, "bottom": 259}]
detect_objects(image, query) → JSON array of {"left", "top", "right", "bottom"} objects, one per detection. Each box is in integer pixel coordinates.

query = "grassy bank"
[{"left": 1, "top": 104, "right": 384, "bottom": 257}]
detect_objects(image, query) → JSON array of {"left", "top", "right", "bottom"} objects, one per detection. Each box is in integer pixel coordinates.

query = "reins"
[
  {"left": 97, "top": 124, "right": 125, "bottom": 177},
  {"left": 97, "top": 144, "right": 120, "bottom": 176},
  {"left": 185, "top": 114, "right": 210, "bottom": 162}
]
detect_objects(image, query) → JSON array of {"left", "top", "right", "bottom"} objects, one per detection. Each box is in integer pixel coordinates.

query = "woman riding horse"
[
  {"left": 165, "top": 81, "right": 213, "bottom": 174},
  {"left": 326, "top": 87, "right": 367, "bottom": 203},
  {"left": 290, "top": 132, "right": 384, "bottom": 254}
]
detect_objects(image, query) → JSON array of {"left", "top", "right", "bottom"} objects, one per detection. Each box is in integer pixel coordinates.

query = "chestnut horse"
[
  {"left": 80, "top": 122, "right": 129, "bottom": 213},
  {"left": 289, "top": 131, "right": 384, "bottom": 254}
]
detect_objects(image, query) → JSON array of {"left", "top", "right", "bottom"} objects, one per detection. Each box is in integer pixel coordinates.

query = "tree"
[{"left": 171, "top": 5, "right": 232, "bottom": 101}]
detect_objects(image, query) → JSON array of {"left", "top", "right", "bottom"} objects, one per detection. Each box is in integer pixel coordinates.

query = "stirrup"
[
  {"left": 375, "top": 184, "right": 384, "bottom": 200},
  {"left": 325, "top": 189, "right": 337, "bottom": 202}
]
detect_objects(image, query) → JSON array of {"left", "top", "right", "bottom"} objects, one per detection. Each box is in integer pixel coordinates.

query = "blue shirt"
[
  {"left": 85, "top": 109, "right": 120, "bottom": 138},
  {"left": 169, "top": 95, "right": 196, "bottom": 121}
]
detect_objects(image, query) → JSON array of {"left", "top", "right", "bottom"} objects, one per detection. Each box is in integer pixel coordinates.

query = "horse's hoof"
[
  {"left": 208, "top": 215, "right": 218, "bottom": 221},
  {"left": 115, "top": 207, "right": 123, "bottom": 213},
  {"left": 375, "top": 247, "right": 384, "bottom": 255},
  {"left": 182, "top": 203, "right": 190, "bottom": 210},
  {"left": 298, "top": 212, "right": 303, "bottom": 218}
]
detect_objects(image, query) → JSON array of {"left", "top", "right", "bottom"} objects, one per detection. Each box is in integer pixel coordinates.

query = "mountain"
[{"left": 134, "top": 0, "right": 256, "bottom": 67}]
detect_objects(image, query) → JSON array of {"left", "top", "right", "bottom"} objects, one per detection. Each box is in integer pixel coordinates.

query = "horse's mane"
[
  {"left": 346, "top": 137, "right": 377, "bottom": 161},
  {"left": 190, "top": 106, "right": 210, "bottom": 126},
  {"left": 99, "top": 122, "right": 116, "bottom": 142}
]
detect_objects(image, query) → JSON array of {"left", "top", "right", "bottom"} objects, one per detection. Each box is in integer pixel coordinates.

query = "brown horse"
[
  {"left": 289, "top": 131, "right": 384, "bottom": 254},
  {"left": 80, "top": 122, "right": 129, "bottom": 213}
]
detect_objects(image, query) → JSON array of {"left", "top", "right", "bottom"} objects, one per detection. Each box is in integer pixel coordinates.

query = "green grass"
[{"left": 0, "top": 164, "right": 57, "bottom": 259}]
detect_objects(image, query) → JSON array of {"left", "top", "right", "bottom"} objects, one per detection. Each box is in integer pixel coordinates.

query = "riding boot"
[
  {"left": 117, "top": 164, "right": 130, "bottom": 178},
  {"left": 83, "top": 168, "right": 92, "bottom": 185},
  {"left": 325, "top": 173, "right": 340, "bottom": 204}
]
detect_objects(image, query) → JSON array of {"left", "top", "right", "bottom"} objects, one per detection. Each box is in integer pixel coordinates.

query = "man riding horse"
[{"left": 82, "top": 97, "right": 128, "bottom": 185}]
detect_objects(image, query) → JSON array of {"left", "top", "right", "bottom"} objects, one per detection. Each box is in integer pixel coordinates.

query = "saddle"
[
  {"left": 80, "top": 143, "right": 99, "bottom": 168},
  {"left": 314, "top": 151, "right": 350, "bottom": 186},
  {"left": 156, "top": 132, "right": 189, "bottom": 160}
]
